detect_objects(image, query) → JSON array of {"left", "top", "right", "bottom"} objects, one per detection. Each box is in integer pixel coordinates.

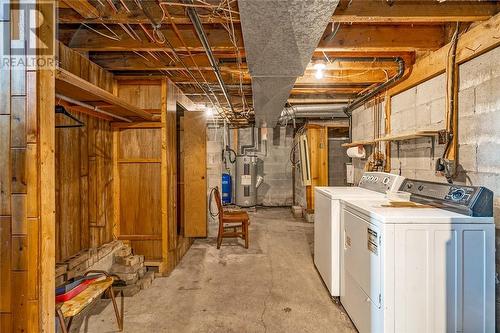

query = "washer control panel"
[
  {"left": 358, "top": 172, "right": 405, "bottom": 193},
  {"left": 400, "top": 179, "right": 493, "bottom": 217}
]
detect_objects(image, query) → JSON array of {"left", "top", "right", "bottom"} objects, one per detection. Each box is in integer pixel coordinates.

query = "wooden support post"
[
  {"left": 160, "top": 79, "right": 169, "bottom": 275},
  {"left": 112, "top": 129, "right": 120, "bottom": 239}
]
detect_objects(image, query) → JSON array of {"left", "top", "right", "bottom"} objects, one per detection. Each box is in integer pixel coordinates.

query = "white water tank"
[{"left": 235, "top": 155, "right": 258, "bottom": 207}]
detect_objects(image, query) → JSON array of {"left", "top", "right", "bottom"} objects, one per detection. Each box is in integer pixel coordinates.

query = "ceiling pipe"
[
  {"left": 181, "top": 0, "right": 235, "bottom": 115},
  {"left": 343, "top": 57, "right": 405, "bottom": 115}
]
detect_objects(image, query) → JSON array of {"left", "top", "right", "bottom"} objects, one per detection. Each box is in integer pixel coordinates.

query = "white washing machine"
[
  {"left": 341, "top": 179, "right": 495, "bottom": 333},
  {"left": 314, "top": 172, "right": 405, "bottom": 297}
]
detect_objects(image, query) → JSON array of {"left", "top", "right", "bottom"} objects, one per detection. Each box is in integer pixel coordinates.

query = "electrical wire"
[
  {"left": 208, "top": 187, "right": 220, "bottom": 218},
  {"left": 443, "top": 22, "right": 460, "bottom": 160},
  {"left": 82, "top": 23, "right": 121, "bottom": 41}
]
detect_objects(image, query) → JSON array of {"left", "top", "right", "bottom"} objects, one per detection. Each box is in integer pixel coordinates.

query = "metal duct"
[
  {"left": 280, "top": 104, "right": 348, "bottom": 121},
  {"left": 251, "top": 76, "right": 296, "bottom": 127},
  {"left": 291, "top": 104, "right": 347, "bottom": 113},
  {"left": 239, "top": 0, "right": 340, "bottom": 127}
]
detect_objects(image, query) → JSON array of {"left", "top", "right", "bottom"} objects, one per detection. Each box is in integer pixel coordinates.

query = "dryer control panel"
[
  {"left": 400, "top": 179, "right": 493, "bottom": 217},
  {"left": 358, "top": 172, "right": 405, "bottom": 194}
]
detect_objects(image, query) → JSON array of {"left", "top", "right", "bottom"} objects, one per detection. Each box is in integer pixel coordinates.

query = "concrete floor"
[{"left": 71, "top": 208, "right": 356, "bottom": 333}]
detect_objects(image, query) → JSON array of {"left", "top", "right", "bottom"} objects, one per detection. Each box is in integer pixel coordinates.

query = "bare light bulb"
[
  {"left": 315, "top": 70, "right": 324, "bottom": 79},
  {"left": 313, "top": 62, "right": 326, "bottom": 80},
  {"left": 206, "top": 106, "right": 214, "bottom": 116}
]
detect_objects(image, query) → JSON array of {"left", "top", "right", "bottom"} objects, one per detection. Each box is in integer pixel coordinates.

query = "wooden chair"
[
  {"left": 56, "top": 270, "right": 123, "bottom": 333},
  {"left": 213, "top": 187, "right": 249, "bottom": 249}
]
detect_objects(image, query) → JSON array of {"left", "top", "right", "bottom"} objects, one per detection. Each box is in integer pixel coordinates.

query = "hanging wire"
[
  {"left": 323, "top": 22, "right": 341, "bottom": 41},
  {"left": 82, "top": 23, "right": 121, "bottom": 41}
]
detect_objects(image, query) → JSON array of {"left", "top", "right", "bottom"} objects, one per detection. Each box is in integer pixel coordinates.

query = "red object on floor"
[{"left": 55, "top": 278, "right": 98, "bottom": 303}]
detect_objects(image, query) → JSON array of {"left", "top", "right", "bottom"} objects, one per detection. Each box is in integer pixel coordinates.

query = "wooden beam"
[
  {"left": 89, "top": 52, "right": 397, "bottom": 72},
  {"left": 61, "top": 0, "right": 99, "bottom": 19},
  {"left": 58, "top": 1, "right": 499, "bottom": 24},
  {"left": 58, "top": 8, "right": 228, "bottom": 24},
  {"left": 387, "top": 12, "right": 500, "bottom": 96},
  {"left": 61, "top": 24, "right": 443, "bottom": 53},
  {"left": 333, "top": 0, "right": 499, "bottom": 23},
  {"left": 60, "top": 25, "right": 243, "bottom": 52},
  {"left": 318, "top": 24, "right": 445, "bottom": 52}
]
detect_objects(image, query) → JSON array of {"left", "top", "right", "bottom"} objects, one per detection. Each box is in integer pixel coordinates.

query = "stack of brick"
[
  {"left": 110, "top": 245, "right": 155, "bottom": 297},
  {"left": 55, "top": 240, "right": 124, "bottom": 287}
]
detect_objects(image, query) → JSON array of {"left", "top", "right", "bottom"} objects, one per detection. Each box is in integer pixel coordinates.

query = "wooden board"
[
  {"left": 183, "top": 112, "right": 207, "bottom": 237},
  {"left": 305, "top": 125, "right": 328, "bottom": 210},
  {"left": 55, "top": 68, "right": 154, "bottom": 121},
  {"left": 0, "top": 3, "right": 56, "bottom": 330}
]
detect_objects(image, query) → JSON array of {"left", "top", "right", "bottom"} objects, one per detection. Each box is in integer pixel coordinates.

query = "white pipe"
[{"left": 55, "top": 93, "right": 133, "bottom": 123}]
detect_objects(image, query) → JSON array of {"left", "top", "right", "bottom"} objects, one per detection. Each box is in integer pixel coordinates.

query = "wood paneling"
[
  {"left": 55, "top": 113, "right": 114, "bottom": 261},
  {"left": 58, "top": 42, "right": 114, "bottom": 93},
  {"left": 113, "top": 79, "right": 195, "bottom": 273},
  {"left": 305, "top": 125, "right": 328, "bottom": 210},
  {"left": 0, "top": 2, "right": 56, "bottom": 331},
  {"left": 55, "top": 47, "right": 116, "bottom": 262},
  {"left": 116, "top": 83, "right": 164, "bottom": 260},
  {"left": 183, "top": 112, "right": 207, "bottom": 237}
]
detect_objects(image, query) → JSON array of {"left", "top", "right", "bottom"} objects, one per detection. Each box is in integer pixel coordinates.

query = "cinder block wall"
[
  {"left": 206, "top": 127, "right": 294, "bottom": 208},
  {"left": 351, "top": 101, "right": 386, "bottom": 181},
  {"left": 351, "top": 46, "right": 500, "bottom": 321}
]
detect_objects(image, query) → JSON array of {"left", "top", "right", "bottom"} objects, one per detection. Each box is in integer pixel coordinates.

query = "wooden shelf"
[
  {"left": 374, "top": 130, "right": 443, "bottom": 142},
  {"left": 341, "top": 140, "right": 375, "bottom": 148},
  {"left": 55, "top": 68, "right": 154, "bottom": 121}
]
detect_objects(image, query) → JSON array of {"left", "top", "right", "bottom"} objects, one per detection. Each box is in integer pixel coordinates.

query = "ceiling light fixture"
[{"left": 313, "top": 62, "right": 326, "bottom": 80}]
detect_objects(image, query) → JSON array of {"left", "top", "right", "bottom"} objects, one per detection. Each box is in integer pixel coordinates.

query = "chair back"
[{"left": 213, "top": 187, "right": 223, "bottom": 220}]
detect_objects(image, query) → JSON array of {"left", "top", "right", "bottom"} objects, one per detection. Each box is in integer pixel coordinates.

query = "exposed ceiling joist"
[
  {"left": 63, "top": 24, "right": 444, "bottom": 53},
  {"left": 58, "top": 1, "right": 499, "bottom": 24},
  {"left": 61, "top": 0, "right": 99, "bottom": 19},
  {"left": 333, "top": 0, "right": 499, "bottom": 23}
]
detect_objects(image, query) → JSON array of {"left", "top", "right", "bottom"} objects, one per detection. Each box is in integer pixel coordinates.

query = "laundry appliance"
[
  {"left": 341, "top": 179, "right": 494, "bottom": 333},
  {"left": 314, "top": 172, "right": 405, "bottom": 297}
]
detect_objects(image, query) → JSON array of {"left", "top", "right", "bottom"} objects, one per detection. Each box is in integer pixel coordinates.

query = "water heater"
[{"left": 235, "top": 155, "right": 258, "bottom": 207}]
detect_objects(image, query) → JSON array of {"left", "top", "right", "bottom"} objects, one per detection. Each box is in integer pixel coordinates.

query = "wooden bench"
[{"left": 56, "top": 270, "right": 123, "bottom": 333}]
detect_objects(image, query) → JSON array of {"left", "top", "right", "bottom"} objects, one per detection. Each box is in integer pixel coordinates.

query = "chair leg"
[
  {"left": 244, "top": 221, "right": 249, "bottom": 249},
  {"left": 217, "top": 224, "right": 223, "bottom": 249},
  {"left": 109, "top": 286, "right": 123, "bottom": 331},
  {"left": 56, "top": 307, "right": 69, "bottom": 333}
]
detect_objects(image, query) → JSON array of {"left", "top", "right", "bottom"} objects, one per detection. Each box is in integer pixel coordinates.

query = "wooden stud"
[{"left": 160, "top": 78, "right": 169, "bottom": 273}]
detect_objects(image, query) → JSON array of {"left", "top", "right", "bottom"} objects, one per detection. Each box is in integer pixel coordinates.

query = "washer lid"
[
  {"left": 315, "top": 186, "right": 385, "bottom": 200},
  {"left": 343, "top": 199, "right": 494, "bottom": 224}
]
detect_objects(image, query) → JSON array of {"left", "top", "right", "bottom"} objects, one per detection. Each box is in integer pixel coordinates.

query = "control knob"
[{"left": 450, "top": 188, "right": 466, "bottom": 201}]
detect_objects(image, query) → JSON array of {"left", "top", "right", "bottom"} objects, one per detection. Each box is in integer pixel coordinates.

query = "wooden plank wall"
[
  {"left": 116, "top": 82, "right": 164, "bottom": 260},
  {"left": 0, "top": 2, "right": 56, "bottom": 331},
  {"left": 114, "top": 79, "right": 195, "bottom": 274},
  {"left": 305, "top": 125, "right": 328, "bottom": 210},
  {"left": 55, "top": 43, "right": 115, "bottom": 261}
]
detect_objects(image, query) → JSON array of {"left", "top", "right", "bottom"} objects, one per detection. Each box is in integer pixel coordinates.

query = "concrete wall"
[
  {"left": 351, "top": 46, "right": 500, "bottom": 324},
  {"left": 206, "top": 126, "right": 294, "bottom": 208},
  {"left": 351, "top": 101, "right": 386, "bottom": 181}
]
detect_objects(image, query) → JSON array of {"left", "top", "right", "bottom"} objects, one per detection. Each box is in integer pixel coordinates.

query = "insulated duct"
[
  {"left": 239, "top": 0, "right": 340, "bottom": 127},
  {"left": 280, "top": 104, "right": 348, "bottom": 122}
]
